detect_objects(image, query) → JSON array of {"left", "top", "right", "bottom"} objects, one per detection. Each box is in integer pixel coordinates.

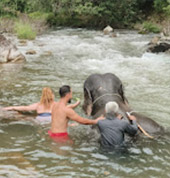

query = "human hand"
[
  {"left": 95, "top": 115, "right": 105, "bottom": 122},
  {"left": 129, "top": 115, "right": 136, "bottom": 121},
  {"left": 67, "top": 99, "right": 81, "bottom": 109},
  {"left": 2, "top": 107, "right": 15, "bottom": 111},
  {"left": 75, "top": 100, "right": 81, "bottom": 106}
]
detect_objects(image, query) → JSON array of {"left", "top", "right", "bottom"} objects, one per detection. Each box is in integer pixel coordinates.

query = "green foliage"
[
  {"left": 28, "top": 11, "right": 51, "bottom": 20},
  {"left": 46, "top": 0, "right": 143, "bottom": 28},
  {"left": 74, "top": 2, "right": 103, "bottom": 16},
  {"left": 0, "top": 14, "right": 17, "bottom": 19},
  {"left": 0, "top": 0, "right": 27, "bottom": 15},
  {"left": 25, "top": 0, "right": 53, "bottom": 13},
  {"left": 0, "top": 0, "right": 169, "bottom": 29},
  {"left": 163, "top": 3, "right": 170, "bottom": 16},
  {"left": 154, "top": 0, "right": 169, "bottom": 13},
  {"left": 15, "top": 22, "right": 36, "bottom": 40},
  {"left": 143, "top": 22, "right": 161, "bottom": 33}
]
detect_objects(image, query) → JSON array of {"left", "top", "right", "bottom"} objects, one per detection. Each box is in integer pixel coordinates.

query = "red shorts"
[
  {"left": 48, "top": 130, "right": 68, "bottom": 137},
  {"left": 48, "top": 130, "right": 72, "bottom": 143}
]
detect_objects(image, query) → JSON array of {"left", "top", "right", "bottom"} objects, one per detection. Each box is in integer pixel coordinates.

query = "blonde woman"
[
  {"left": 3, "top": 87, "right": 55, "bottom": 123},
  {"left": 3, "top": 87, "right": 80, "bottom": 124}
]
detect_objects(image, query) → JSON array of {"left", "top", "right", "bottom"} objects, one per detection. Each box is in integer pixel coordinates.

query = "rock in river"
[
  {"left": 26, "top": 50, "right": 37, "bottom": 55},
  {"left": 0, "top": 34, "right": 26, "bottom": 63},
  {"left": 103, "top": 25, "right": 114, "bottom": 35},
  {"left": 147, "top": 36, "right": 170, "bottom": 53}
]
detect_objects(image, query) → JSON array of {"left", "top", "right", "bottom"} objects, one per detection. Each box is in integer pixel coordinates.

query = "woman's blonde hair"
[{"left": 40, "top": 87, "right": 54, "bottom": 108}]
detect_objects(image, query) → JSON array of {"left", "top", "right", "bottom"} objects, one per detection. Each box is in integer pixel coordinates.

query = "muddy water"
[{"left": 0, "top": 29, "right": 170, "bottom": 177}]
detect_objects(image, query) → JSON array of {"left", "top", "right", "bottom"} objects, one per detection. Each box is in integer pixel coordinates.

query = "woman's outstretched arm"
[{"left": 3, "top": 103, "right": 39, "bottom": 111}]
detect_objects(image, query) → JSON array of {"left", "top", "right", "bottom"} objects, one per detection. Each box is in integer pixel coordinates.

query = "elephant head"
[{"left": 83, "top": 73, "right": 129, "bottom": 118}]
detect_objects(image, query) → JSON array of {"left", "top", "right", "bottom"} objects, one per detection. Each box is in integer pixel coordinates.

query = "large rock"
[
  {"left": 147, "top": 36, "right": 170, "bottom": 53},
  {"left": 0, "top": 34, "right": 26, "bottom": 63},
  {"left": 103, "top": 25, "right": 114, "bottom": 35}
]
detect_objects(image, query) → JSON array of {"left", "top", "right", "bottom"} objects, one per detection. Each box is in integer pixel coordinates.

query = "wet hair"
[
  {"left": 59, "top": 85, "right": 71, "bottom": 98},
  {"left": 40, "top": 87, "right": 54, "bottom": 109}
]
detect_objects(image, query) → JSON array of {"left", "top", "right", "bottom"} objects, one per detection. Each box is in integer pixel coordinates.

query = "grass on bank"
[
  {"left": 15, "top": 22, "right": 36, "bottom": 40},
  {"left": 143, "top": 21, "right": 161, "bottom": 33}
]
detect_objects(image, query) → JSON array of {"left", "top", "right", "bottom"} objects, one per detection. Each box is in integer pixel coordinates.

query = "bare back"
[
  {"left": 36, "top": 102, "right": 55, "bottom": 114},
  {"left": 51, "top": 100, "right": 99, "bottom": 133},
  {"left": 51, "top": 101, "right": 69, "bottom": 133}
]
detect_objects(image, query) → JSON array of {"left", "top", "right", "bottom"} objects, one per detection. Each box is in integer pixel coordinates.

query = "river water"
[{"left": 0, "top": 28, "right": 170, "bottom": 177}]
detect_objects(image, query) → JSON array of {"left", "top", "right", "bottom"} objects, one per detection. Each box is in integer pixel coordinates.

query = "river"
[{"left": 0, "top": 28, "right": 170, "bottom": 177}]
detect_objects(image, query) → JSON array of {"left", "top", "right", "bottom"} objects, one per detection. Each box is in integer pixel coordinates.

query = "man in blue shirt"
[{"left": 97, "top": 102, "right": 138, "bottom": 146}]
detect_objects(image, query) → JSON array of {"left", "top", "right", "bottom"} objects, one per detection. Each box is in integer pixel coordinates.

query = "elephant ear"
[
  {"left": 82, "top": 87, "right": 93, "bottom": 116},
  {"left": 118, "top": 84, "right": 129, "bottom": 104}
]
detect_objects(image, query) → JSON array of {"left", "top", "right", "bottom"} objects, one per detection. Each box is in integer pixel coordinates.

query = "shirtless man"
[{"left": 48, "top": 85, "right": 104, "bottom": 140}]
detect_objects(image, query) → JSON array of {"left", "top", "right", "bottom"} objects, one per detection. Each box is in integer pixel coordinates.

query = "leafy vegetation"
[
  {"left": 15, "top": 22, "right": 36, "bottom": 40},
  {"left": 0, "top": 0, "right": 169, "bottom": 29},
  {"left": 28, "top": 11, "right": 51, "bottom": 20},
  {"left": 154, "top": 0, "right": 169, "bottom": 13},
  {"left": 163, "top": 4, "right": 170, "bottom": 16},
  {"left": 143, "top": 21, "right": 161, "bottom": 33}
]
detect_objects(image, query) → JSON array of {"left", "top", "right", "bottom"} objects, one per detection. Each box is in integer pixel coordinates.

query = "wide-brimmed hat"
[{"left": 105, "top": 101, "right": 120, "bottom": 114}]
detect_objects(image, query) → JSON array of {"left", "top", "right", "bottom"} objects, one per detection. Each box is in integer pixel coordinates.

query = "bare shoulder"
[
  {"left": 29, "top": 102, "right": 39, "bottom": 108},
  {"left": 52, "top": 102, "right": 59, "bottom": 108},
  {"left": 33, "top": 102, "right": 42, "bottom": 110},
  {"left": 65, "top": 107, "right": 76, "bottom": 117},
  {"left": 65, "top": 106, "right": 74, "bottom": 113}
]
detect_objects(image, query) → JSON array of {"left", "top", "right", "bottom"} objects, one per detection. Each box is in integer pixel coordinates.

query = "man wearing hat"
[{"left": 97, "top": 101, "right": 138, "bottom": 147}]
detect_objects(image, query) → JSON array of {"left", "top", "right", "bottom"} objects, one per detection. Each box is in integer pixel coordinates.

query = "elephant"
[
  {"left": 82, "top": 73, "right": 164, "bottom": 135},
  {"left": 0, "top": 34, "right": 26, "bottom": 63}
]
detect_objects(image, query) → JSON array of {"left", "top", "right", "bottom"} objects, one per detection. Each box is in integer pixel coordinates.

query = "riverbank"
[
  {"left": 0, "top": 12, "right": 49, "bottom": 40},
  {"left": 1, "top": 13, "right": 170, "bottom": 41},
  {"left": 1, "top": 0, "right": 170, "bottom": 40},
  {"left": 134, "top": 14, "right": 170, "bottom": 36}
]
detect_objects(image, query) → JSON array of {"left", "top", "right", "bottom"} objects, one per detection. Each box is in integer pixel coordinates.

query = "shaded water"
[{"left": 0, "top": 29, "right": 170, "bottom": 177}]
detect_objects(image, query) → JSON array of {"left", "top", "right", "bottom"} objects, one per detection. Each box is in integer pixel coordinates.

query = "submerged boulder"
[
  {"left": 0, "top": 34, "right": 26, "bottom": 63},
  {"left": 26, "top": 50, "right": 36, "bottom": 55}
]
